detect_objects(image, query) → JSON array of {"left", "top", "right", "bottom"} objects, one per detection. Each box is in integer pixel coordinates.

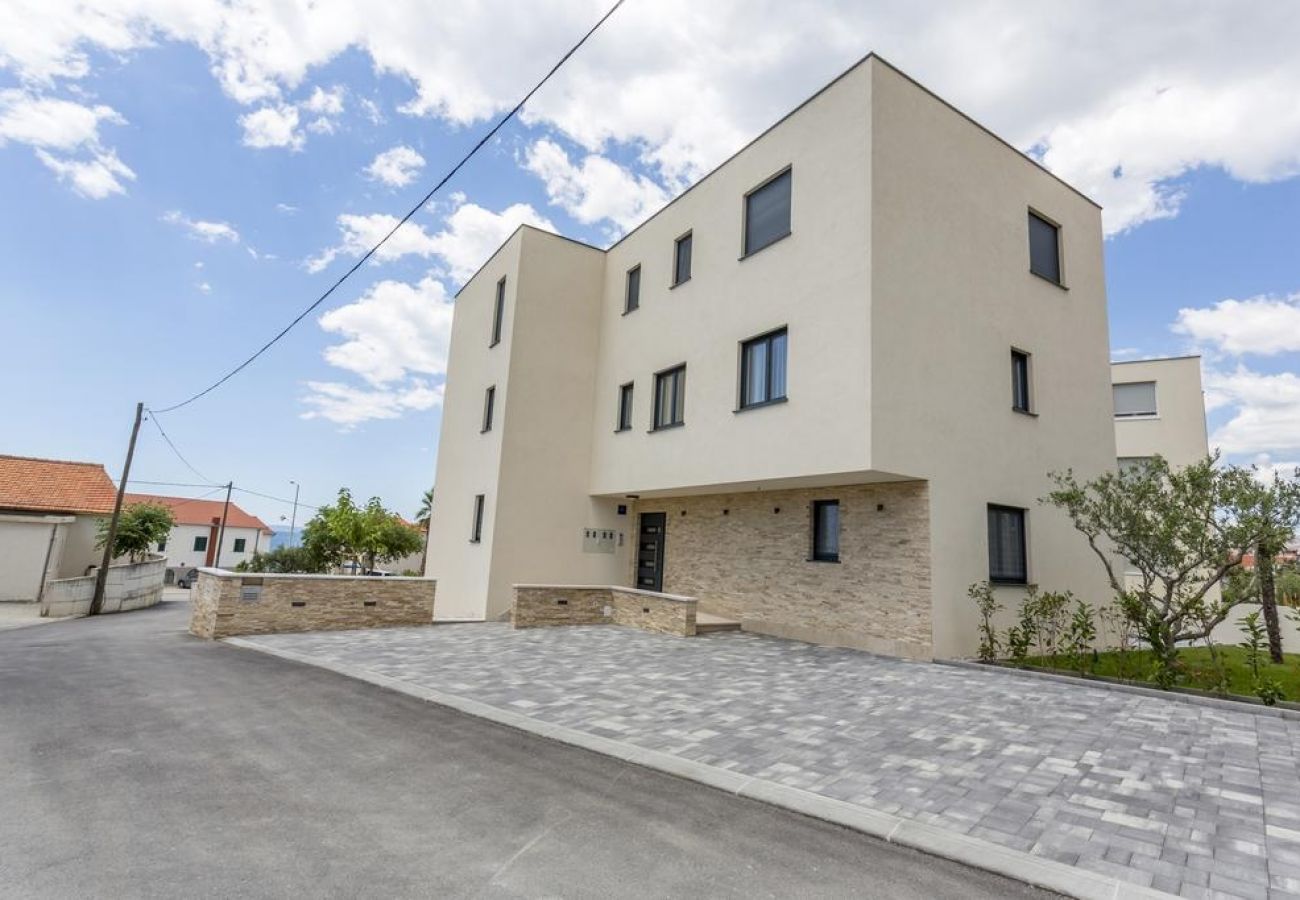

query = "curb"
[
  {"left": 935, "top": 658, "right": 1300, "bottom": 721},
  {"left": 226, "top": 636, "right": 1173, "bottom": 900}
]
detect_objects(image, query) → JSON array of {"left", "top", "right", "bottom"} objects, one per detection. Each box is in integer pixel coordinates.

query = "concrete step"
[{"left": 696, "top": 612, "right": 741, "bottom": 634}]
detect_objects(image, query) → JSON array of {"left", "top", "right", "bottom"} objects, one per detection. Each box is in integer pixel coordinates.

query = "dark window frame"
[
  {"left": 624, "top": 264, "right": 641, "bottom": 314},
  {"left": 810, "top": 499, "right": 840, "bottom": 563},
  {"left": 193, "top": 535, "right": 208, "bottom": 552},
  {"left": 742, "top": 166, "right": 793, "bottom": 258},
  {"left": 470, "top": 494, "right": 485, "bottom": 543},
  {"left": 1011, "top": 348, "right": 1033, "bottom": 414},
  {"left": 1027, "top": 209, "right": 1063, "bottom": 286},
  {"left": 738, "top": 327, "right": 789, "bottom": 410},
  {"left": 988, "top": 504, "right": 1028, "bottom": 585},
  {"left": 233, "top": 538, "right": 247, "bottom": 553},
  {"left": 671, "top": 231, "right": 693, "bottom": 287},
  {"left": 616, "top": 382, "right": 634, "bottom": 432},
  {"left": 157, "top": 540, "right": 167, "bottom": 552},
  {"left": 490, "top": 277, "right": 506, "bottom": 346},
  {"left": 481, "top": 385, "right": 496, "bottom": 433},
  {"left": 651, "top": 364, "right": 687, "bottom": 431}
]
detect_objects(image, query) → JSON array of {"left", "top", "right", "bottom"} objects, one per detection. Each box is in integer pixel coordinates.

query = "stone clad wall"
[
  {"left": 635, "top": 481, "right": 932, "bottom": 659},
  {"left": 513, "top": 584, "right": 697, "bottom": 637},
  {"left": 189, "top": 569, "right": 436, "bottom": 639}
]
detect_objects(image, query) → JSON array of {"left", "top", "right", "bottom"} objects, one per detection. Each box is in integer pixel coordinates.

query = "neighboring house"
[
  {"left": 1111, "top": 356, "right": 1210, "bottom": 471},
  {"left": 425, "top": 54, "right": 1120, "bottom": 660},
  {"left": 124, "top": 493, "right": 273, "bottom": 572},
  {"left": 0, "top": 455, "right": 117, "bottom": 602}
]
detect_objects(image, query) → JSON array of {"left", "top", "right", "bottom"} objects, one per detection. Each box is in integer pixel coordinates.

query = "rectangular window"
[
  {"left": 157, "top": 540, "right": 167, "bottom": 553},
  {"left": 744, "top": 168, "right": 792, "bottom": 256},
  {"left": 1011, "top": 349, "right": 1031, "bottom": 413},
  {"left": 988, "top": 505, "right": 1027, "bottom": 584},
  {"left": 193, "top": 535, "right": 208, "bottom": 552},
  {"left": 617, "top": 382, "right": 634, "bottom": 431},
  {"left": 739, "top": 328, "right": 788, "bottom": 409},
  {"left": 233, "top": 538, "right": 247, "bottom": 553},
  {"left": 1113, "top": 381, "right": 1157, "bottom": 417},
  {"left": 482, "top": 385, "right": 495, "bottom": 432},
  {"left": 653, "top": 365, "right": 686, "bottom": 429},
  {"left": 1028, "top": 211, "right": 1061, "bottom": 284},
  {"left": 490, "top": 277, "right": 506, "bottom": 346},
  {"left": 470, "top": 494, "right": 485, "bottom": 543},
  {"left": 624, "top": 265, "right": 641, "bottom": 313},
  {"left": 672, "top": 232, "right": 692, "bottom": 286},
  {"left": 811, "top": 500, "right": 840, "bottom": 562}
]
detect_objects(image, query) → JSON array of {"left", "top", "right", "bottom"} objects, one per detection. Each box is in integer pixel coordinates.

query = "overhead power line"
[
  {"left": 130, "top": 479, "right": 225, "bottom": 489},
  {"left": 233, "top": 485, "right": 322, "bottom": 512},
  {"left": 150, "top": 0, "right": 627, "bottom": 415},
  {"left": 145, "top": 411, "right": 215, "bottom": 484}
]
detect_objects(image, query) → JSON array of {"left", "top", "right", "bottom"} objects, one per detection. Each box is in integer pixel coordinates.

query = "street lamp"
[{"left": 289, "top": 480, "right": 301, "bottom": 548}]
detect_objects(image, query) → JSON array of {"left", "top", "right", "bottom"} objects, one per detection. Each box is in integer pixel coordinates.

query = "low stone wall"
[
  {"left": 513, "top": 584, "right": 697, "bottom": 637},
  {"left": 190, "top": 569, "right": 436, "bottom": 639},
  {"left": 42, "top": 554, "right": 165, "bottom": 618}
]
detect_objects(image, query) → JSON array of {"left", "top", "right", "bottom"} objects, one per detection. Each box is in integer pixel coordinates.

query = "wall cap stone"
[
  {"left": 196, "top": 567, "right": 433, "bottom": 583},
  {"left": 515, "top": 583, "right": 695, "bottom": 604}
]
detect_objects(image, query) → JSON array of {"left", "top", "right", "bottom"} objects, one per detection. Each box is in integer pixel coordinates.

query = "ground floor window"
[
  {"left": 987, "top": 505, "right": 1027, "bottom": 583},
  {"left": 470, "top": 494, "right": 485, "bottom": 543},
  {"left": 811, "top": 499, "right": 840, "bottom": 562}
]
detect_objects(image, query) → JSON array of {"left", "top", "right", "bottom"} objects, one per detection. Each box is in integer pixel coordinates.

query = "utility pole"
[
  {"left": 213, "top": 481, "right": 233, "bottom": 569},
  {"left": 92, "top": 402, "right": 144, "bottom": 615},
  {"left": 289, "top": 480, "right": 300, "bottom": 548}
]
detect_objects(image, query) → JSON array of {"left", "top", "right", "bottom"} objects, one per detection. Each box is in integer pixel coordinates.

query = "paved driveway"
[
  {"left": 0, "top": 602, "right": 1040, "bottom": 899},
  {"left": 241, "top": 623, "right": 1300, "bottom": 899}
]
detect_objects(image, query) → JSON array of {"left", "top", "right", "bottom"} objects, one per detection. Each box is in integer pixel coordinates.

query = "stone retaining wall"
[
  {"left": 190, "top": 569, "right": 436, "bottom": 639},
  {"left": 513, "top": 584, "right": 697, "bottom": 637},
  {"left": 42, "top": 554, "right": 166, "bottom": 618}
]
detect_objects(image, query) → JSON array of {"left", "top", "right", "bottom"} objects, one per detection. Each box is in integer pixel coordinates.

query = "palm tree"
[{"left": 415, "top": 488, "right": 434, "bottom": 528}]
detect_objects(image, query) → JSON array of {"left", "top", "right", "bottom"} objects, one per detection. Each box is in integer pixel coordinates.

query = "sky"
[{"left": 2, "top": 0, "right": 1299, "bottom": 528}]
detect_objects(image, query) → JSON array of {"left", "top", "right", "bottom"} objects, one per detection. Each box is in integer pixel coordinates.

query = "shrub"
[{"left": 967, "top": 581, "right": 1002, "bottom": 662}]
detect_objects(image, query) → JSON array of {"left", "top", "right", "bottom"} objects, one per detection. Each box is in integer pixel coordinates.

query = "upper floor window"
[
  {"left": 233, "top": 538, "right": 247, "bottom": 553},
  {"left": 744, "top": 168, "right": 792, "bottom": 256},
  {"left": 1027, "top": 211, "right": 1061, "bottom": 285},
  {"left": 1113, "top": 381, "right": 1157, "bottom": 418},
  {"left": 482, "top": 385, "right": 496, "bottom": 432},
  {"left": 470, "top": 494, "right": 485, "bottom": 543},
  {"left": 811, "top": 499, "right": 840, "bottom": 563},
  {"left": 739, "top": 328, "right": 788, "bottom": 409},
  {"left": 490, "top": 277, "right": 506, "bottom": 346},
  {"left": 672, "top": 232, "right": 692, "bottom": 286},
  {"left": 624, "top": 265, "right": 641, "bottom": 314},
  {"left": 988, "top": 505, "right": 1027, "bottom": 584},
  {"left": 193, "top": 535, "right": 208, "bottom": 552},
  {"left": 1011, "top": 349, "right": 1032, "bottom": 413},
  {"left": 617, "top": 382, "right": 634, "bottom": 432},
  {"left": 653, "top": 365, "right": 686, "bottom": 430}
]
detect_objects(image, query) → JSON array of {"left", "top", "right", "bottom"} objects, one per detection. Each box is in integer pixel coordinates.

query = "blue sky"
[{"left": 2, "top": 2, "right": 1298, "bottom": 526}]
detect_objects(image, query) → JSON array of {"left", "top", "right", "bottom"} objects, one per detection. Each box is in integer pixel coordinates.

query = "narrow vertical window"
[
  {"left": 617, "top": 382, "right": 634, "bottom": 431},
  {"left": 739, "top": 328, "right": 788, "bottom": 409},
  {"left": 672, "top": 232, "right": 692, "bottom": 286},
  {"left": 1011, "top": 350, "right": 1031, "bottom": 413},
  {"left": 1027, "top": 211, "right": 1061, "bottom": 284},
  {"left": 624, "top": 265, "right": 641, "bottom": 313},
  {"left": 744, "top": 168, "right": 792, "bottom": 256},
  {"left": 490, "top": 277, "right": 506, "bottom": 346},
  {"left": 482, "top": 385, "right": 495, "bottom": 432},
  {"left": 811, "top": 500, "right": 840, "bottom": 562},
  {"left": 653, "top": 365, "right": 686, "bottom": 429},
  {"left": 470, "top": 494, "right": 485, "bottom": 543},
  {"left": 988, "top": 505, "right": 1027, "bottom": 584}
]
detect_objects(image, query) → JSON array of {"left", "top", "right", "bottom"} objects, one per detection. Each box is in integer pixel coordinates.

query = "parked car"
[{"left": 176, "top": 568, "right": 199, "bottom": 589}]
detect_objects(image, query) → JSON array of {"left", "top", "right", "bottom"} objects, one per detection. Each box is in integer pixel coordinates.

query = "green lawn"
[{"left": 1015, "top": 645, "right": 1300, "bottom": 704}]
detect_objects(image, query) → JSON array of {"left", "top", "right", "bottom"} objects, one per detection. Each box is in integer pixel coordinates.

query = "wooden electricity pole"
[
  {"left": 91, "top": 402, "right": 143, "bottom": 615},
  {"left": 213, "top": 481, "right": 233, "bottom": 569}
]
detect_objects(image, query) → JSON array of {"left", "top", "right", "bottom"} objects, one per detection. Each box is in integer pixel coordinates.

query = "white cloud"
[
  {"left": 300, "top": 379, "right": 443, "bottom": 428},
  {"left": 317, "top": 275, "right": 453, "bottom": 386},
  {"left": 365, "top": 144, "right": 425, "bottom": 187},
  {"left": 196, "top": 281, "right": 212, "bottom": 294},
  {"left": 0, "top": 88, "right": 133, "bottom": 197},
  {"left": 1249, "top": 454, "right": 1300, "bottom": 487},
  {"left": 275, "top": 202, "right": 299, "bottom": 214},
  {"left": 34, "top": 147, "right": 134, "bottom": 198},
  {"left": 1204, "top": 366, "right": 1300, "bottom": 456},
  {"left": 1174, "top": 293, "right": 1300, "bottom": 357},
  {"left": 162, "top": 209, "right": 240, "bottom": 243},
  {"left": 239, "top": 104, "right": 302, "bottom": 150},
  {"left": 524, "top": 138, "right": 668, "bottom": 235},
  {"left": 359, "top": 97, "right": 385, "bottom": 125},
  {"left": 304, "top": 212, "right": 439, "bottom": 274},
  {"left": 302, "top": 84, "right": 344, "bottom": 116}
]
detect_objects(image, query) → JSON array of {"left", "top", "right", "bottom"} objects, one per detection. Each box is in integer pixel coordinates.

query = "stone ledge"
[{"left": 512, "top": 584, "right": 697, "bottom": 637}]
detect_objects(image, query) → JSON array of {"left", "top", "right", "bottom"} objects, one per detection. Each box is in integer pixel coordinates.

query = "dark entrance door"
[{"left": 637, "top": 512, "right": 666, "bottom": 592}]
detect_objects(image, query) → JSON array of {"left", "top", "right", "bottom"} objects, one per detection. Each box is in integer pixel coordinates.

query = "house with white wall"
[
  {"left": 124, "top": 493, "right": 273, "bottom": 573},
  {"left": 1111, "top": 355, "right": 1210, "bottom": 469},
  {"left": 425, "top": 54, "right": 1128, "bottom": 660}
]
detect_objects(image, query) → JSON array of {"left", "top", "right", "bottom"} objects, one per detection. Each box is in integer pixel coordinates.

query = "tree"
[
  {"left": 415, "top": 488, "right": 434, "bottom": 528},
  {"left": 1239, "top": 470, "right": 1300, "bottom": 663},
  {"left": 301, "top": 488, "right": 424, "bottom": 573},
  {"left": 96, "top": 502, "right": 174, "bottom": 562},
  {"left": 1046, "top": 454, "right": 1300, "bottom": 679},
  {"left": 234, "top": 546, "right": 327, "bottom": 574}
]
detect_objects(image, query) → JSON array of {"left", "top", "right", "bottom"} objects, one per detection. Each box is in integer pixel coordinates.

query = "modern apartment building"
[
  {"left": 424, "top": 54, "right": 1120, "bottom": 659},
  {"left": 1111, "top": 356, "right": 1210, "bottom": 469}
]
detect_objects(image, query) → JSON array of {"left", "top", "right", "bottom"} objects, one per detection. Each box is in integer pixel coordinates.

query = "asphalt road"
[{"left": 0, "top": 600, "right": 1049, "bottom": 899}]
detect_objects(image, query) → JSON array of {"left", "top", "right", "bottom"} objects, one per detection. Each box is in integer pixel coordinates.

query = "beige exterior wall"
[
  {"left": 0, "top": 514, "right": 68, "bottom": 602},
  {"left": 1111, "top": 356, "right": 1209, "bottom": 468}
]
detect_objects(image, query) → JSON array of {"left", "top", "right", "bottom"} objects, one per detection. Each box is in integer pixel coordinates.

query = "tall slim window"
[
  {"left": 1028, "top": 211, "right": 1061, "bottom": 284},
  {"left": 482, "top": 385, "right": 495, "bottom": 432},
  {"left": 470, "top": 494, "right": 485, "bottom": 543},
  {"left": 157, "top": 540, "right": 167, "bottom": 552},
  {"left": 744, "top": 168, "right": 792, "bottom": 256},
  {"left": 1011, "top": 349, "right": 1031, "bottom": 413},
  {"left": 740, "top": 328, "right": 788, "bottom": 408},
  {"left": 811, "top": 500, "right": 840, "bottom": 562},
  {"left": 490, "top": 277, "right": 506, "bottom": 346},
  {"left": 617, "top": 382, "right": 634, "bottom": 431},
  {"left": 988, "top": 505, "right": 1027, "bottom": 584},
  {"left": 672, "top": 232, "right": 692, "bottom": 286},
  {"left": 624, "top": 265, "right": 641, "bottom": 313},
  {"left": 653, "top": 365, "right": 686, "bottom": 429},
  {"left": 1113, "top": 381, "right": 1157, "bottom": 418}
]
